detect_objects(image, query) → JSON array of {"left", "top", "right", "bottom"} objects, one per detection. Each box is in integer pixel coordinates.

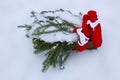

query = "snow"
[
  {"left": 0, "top": 0, "right": 120, "bottom": 80},
  {"left": 39, "top": 32, "right": 77, "bottom": 43},
  {"left": 42, "top": 11, "right": 82, "bottom": 25},
  {"left": 28, "top": 10, "right": 81, "bottom": 43}
]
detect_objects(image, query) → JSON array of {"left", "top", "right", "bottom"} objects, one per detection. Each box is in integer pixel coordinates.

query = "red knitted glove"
[{"left": 87, "top": 10, "right": 102, "bottom": 48}]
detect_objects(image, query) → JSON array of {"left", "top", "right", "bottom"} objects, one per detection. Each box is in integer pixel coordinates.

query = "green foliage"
[
  {"left": 32, "top": 38, "right": 72, "bottom": 72},
  {"left": 32, "top": 38, "right": 53, "bottom": 53},
  {"left": 18, "top": 9, "right": 80, "bottom": 72},
  {"left": 18, "top": 9, "right": 78, "bottom": 37},
  {"left": 42, "top": 41, "right": 71, "bottom": 72},
  {"left": 18, "top": 25, "right": 32, "bottom": 31},
  {"left": 18, "top": 9, "right": 81, "bottom": 38}
]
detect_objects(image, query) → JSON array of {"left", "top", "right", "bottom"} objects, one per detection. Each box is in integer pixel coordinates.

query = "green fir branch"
[
  {"left": 18, "top": 25, "right": 32, "bottom": 31},
  {"left": 17, "top": 9, "right": 82, "bottom": 72},
  {"left": 42, "top": 41, "right": 71, "bottom": 72},
  {"left": 32, "top": 38, "right": 72, "bottom": 72}
]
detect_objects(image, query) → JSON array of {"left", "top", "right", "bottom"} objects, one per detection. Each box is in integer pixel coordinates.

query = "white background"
[{"left": 0, "top": 0, "right": 120, "bottom": 80}]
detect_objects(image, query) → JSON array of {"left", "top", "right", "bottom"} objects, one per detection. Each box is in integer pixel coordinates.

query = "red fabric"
[
  {"left": 73, "top": 28, "right": 88, "bottom": 52},
  {"left": 82, "top": 14, "right": 90, "bottom": 38},
  {"left": 73, "top": 14, "right": 90, "bottom": 52},
  {"left": 73, "top": 10, "right": 102, "bottom": 52},
  {"left": 88, "top": 10, "right": 97, "bottom": 19},
  {"left": 88, "top": 10, "right": 102, "bottom": 48},
  {"left": 77, "top": 41, "right": 88, "bottom": 52},
  {"left": 73, "top": 27, "right": 79, "bottom": 33},
  {"left": 90, "top": 24, "right": 102, "bottom": 48}
]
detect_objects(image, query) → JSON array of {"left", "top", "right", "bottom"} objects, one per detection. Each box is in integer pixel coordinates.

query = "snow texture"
[
  {"left": 39, "top": 32, "right": 78, "bottom": 44},
  {"left": 41, "top": 10, "right": 82, "bottom": 25},
  {"left": 0, "top": 0, "right": 120, "bottom": 80},
  {"left": 29, "top": 10, "right": 81, "bottom": 43}
]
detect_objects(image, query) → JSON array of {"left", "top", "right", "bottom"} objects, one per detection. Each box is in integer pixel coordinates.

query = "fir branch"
[
  {"left": 42, "top": 41, "right": 71, "bottom": 72},
  {"left": 32, "top": 38, "right": 53, "bottom": 54},
  {"left": 40, "top": 8, "right": 64, "bottom": 14},
  {"left": 18, "top": 25, "right": 32, "bottom": 31},
  {"left": 18, "top": 9, "right": 86, "bottom": 72}
]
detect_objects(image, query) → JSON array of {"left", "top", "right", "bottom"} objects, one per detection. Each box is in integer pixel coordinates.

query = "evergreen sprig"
[
  {"left": 18, "top": 9, "right": 81, "bottom": 72},
  {"left": 42, "top": 41, "right": 71, "bottom": 72},
  {"left": 32, "top": 38, "right": 73, "bottom": 72}
]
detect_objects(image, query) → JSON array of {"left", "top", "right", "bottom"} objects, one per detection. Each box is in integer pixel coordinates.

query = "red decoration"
[{"left": 73, "top": 10, "right": 102, "bottom": 52}]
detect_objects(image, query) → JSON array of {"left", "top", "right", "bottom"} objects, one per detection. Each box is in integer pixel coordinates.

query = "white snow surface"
[
  {"left": 39, "top": 32, "right": 77, "bottom": 43},
  {"left": 0, "top": 0, "right": 120, "bottom": 80},
  {"left": 41, "top": 11, "right": 82, "bottom": 25},
  {"left": 29, "top": 11, "right": 81, "bottom": 43}
]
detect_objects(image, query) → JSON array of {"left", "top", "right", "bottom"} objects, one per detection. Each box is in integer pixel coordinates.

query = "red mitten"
[
  {"left": 82, "top": 14, "right": 90, "bottom": 38},
  {"left": 73, "top": 28, "right": 89, "bottom": 52},
  {"left": 73, "top": 14, "right": 90, "bottom": 52},
  {"left": 87, "top": 10, "right": 102, "bottom": 48}
]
